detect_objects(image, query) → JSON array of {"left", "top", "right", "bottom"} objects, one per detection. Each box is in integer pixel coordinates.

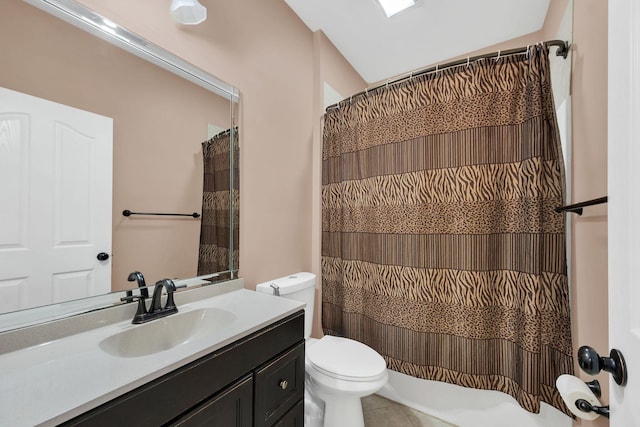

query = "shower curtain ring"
[
  {"left": 466, "top": 57, "right": 470, "bottom": 67},
  {"left": 495, "top": 50, "right": 501, "bottom": 61}
]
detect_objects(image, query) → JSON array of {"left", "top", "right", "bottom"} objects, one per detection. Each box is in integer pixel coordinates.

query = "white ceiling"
[{"left": 284, "top": 0, "right": 551, "bottom": 84}]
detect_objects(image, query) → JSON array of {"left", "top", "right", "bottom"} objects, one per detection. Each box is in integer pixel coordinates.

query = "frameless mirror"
[{"left": 0, "top": 0, "right": 239, "bottom": 330}]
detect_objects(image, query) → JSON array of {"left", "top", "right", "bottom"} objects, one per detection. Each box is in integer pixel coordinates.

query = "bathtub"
[{"left": 376, "top": 370, "right": 572, "bottom": 427}]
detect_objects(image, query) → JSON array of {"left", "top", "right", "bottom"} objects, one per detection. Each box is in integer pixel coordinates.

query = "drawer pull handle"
[{"left": 279, "top": 379, "right": 288, "bottom": 390}]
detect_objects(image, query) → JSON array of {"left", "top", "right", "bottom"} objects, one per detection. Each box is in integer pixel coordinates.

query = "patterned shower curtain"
[
  {"left": 198, "top": 128, "right": 239, "bottom": 275},
  {"left": 321, "top": 46, "right": 573, "bottom": 414}
]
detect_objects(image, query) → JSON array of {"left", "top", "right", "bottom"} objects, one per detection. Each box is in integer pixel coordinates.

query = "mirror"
[{"left": 0, "top": 0, "right": 239, "bottom": 330}]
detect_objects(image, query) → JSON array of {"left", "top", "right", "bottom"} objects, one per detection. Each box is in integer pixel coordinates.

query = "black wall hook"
[{"left": 578, "top": 346, "right": 628, "bottom": 386}]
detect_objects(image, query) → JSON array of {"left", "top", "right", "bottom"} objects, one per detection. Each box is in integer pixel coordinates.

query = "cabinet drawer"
[{"left": 254, "top": 343, "right": 304, "bottom": 427}]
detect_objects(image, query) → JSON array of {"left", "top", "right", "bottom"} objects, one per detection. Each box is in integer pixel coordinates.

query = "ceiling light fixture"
[
  {"left": 377, "top": 0, "right": 416, "bottom": 17},
  {"left": 170, "top": 0, "right": 207, "bottom": 25}
]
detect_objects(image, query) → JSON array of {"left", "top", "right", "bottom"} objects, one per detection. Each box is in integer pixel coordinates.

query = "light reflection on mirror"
[{"left": 0, "top": 0, "right": 239, "bottom": 327}]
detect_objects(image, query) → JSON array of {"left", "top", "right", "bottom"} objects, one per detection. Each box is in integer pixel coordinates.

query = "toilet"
[{"left": 256, "top": 273, "right": 388, "bottom": 427}]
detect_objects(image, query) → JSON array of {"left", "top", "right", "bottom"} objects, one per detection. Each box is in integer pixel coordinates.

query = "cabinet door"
[
  {"left": 171, "top": 375, "right": 253, "bottom": 427},
  {"left": 272, "top": 399, "right": 303, "bottom": 427},
  {"left": 254, "top": 343, "right": 304, "bottom": 427}
]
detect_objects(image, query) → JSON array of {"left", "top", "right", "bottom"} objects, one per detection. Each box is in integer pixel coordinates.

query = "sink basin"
[{"left": 99, "top": 307, "right": 236, "bottom": 358}]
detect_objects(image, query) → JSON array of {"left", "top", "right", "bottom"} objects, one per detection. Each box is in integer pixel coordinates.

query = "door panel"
[
  {"left": 53, "top": 270, "right": 95, "bottom": 303},
  {"left": 54, "top": 122, "right": 93, "bottom": 245},
  {"left": 0, "top": 114, "right": 29, "bottom": 249}
]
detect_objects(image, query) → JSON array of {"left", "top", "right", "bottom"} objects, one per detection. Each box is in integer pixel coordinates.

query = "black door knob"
[
  {"left": 577, "top": 346, "right": 627, "bottom": 386},
  {"left": 97, "top": 252, "right": 110, "bottom": 261},
  {"left": 577, "top": 346, "right": 601, "bottom": 375}
]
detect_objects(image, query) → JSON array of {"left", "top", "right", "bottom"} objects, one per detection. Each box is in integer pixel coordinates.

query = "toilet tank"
[{"left": 255, "top": 272, "right": 316, "bottom": 339}]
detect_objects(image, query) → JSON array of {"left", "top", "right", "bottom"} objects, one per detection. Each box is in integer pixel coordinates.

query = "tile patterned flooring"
[{"left": 362, "top": 394, "right": 456, "bottom": 427}]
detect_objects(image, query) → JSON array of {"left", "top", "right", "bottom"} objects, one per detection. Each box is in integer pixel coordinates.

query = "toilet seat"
[{"left": 306, "top": 336, "right": 387, "bottom": 382}]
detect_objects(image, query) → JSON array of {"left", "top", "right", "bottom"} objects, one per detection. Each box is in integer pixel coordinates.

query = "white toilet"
[{"left": 256, "top": 272, "right": 388, "bottom": 427}]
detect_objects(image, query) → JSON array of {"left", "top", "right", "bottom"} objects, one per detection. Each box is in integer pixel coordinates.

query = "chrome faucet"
[{"left": 121, "top": 278, "right": 186, "bottom": 324}]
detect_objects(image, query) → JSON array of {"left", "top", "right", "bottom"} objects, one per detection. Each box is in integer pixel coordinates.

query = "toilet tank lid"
[{"left": 255, "top": 272, "right": 316, "bottom": 295}]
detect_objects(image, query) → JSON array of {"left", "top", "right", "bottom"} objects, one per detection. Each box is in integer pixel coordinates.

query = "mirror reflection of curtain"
[{"left": 198, "top": 128, "right": 239, "bottom": 275}]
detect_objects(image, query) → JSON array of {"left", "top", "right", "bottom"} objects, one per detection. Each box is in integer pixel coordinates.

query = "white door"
[
  {"left": 0, "top": 87, "right": 113, "bottom": 313},
  {"left": 608, "top": 0, "right": 639, "bottom": 425}
]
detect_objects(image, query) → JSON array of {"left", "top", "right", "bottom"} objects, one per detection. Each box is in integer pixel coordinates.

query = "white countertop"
[{"left": 0, "top": 288, "right": 304, "bottom": 426}]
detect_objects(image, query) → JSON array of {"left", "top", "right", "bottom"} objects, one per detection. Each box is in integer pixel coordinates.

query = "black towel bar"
[
  {"left": 122, "top": 210, "right": 200, "bottom": 218},
  {"left": 555, "top": 196, "right": 608, "bottom": 215}
]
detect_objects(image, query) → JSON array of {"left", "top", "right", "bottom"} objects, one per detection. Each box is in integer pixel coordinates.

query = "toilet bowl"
[
  {"left": 306, "top": 336, "right": 388, "bottom": 426},
  {"left": 256, "top": 273, "right": 388, "bottom": 427}
]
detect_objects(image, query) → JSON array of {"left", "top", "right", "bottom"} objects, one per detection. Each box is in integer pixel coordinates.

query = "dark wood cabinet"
[
  {"left": 271, "top": 400, "right": 304, "bottom": 427},
  {"left": 171, "top": 374, "right": 254, "bottom": 427},
  {"left": 254, "top": 343, "right": 305, "bottom": 427},
  {"left": 61, "top": 310, "right": 304, "bottom": 427}
]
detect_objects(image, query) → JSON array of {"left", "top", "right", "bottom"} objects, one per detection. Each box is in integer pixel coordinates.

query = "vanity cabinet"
[{"left": 61, "top": 311, "right": 304, "bottom": 427}]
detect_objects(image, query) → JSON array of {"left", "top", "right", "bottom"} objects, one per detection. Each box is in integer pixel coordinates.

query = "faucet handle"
[
  {"left": 166, "top": 284, "right": 187, "bottom": 310},
  {"left": 270, "top": 283, "right": 280, "bottom": 296},
  {"left": 155, "top": 279, "right": 186, "bottom": 311}
]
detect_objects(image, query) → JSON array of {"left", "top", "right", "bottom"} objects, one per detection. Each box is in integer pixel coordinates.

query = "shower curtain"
[
  {"left": 321, "top": 46, "right": 573, "bottom": 414},
  {"left": 198, "top": 128, "right": 239, "bottom": 275}
]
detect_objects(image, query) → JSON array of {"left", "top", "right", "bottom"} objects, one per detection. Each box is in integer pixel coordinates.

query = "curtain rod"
[
  {"left": 205, "top": 126, "right": 237, "bottom": 142},
  {"left": 326, "top": 39, "right": 570, "bottom": 111},
  {"left": 122, "top": 210, "right": 200, "bottom": 218}
]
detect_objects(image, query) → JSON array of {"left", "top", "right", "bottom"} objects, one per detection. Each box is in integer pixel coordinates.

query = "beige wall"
[
  {"left": 1, "top": 1, "right": 230, "bottom": 292},
  {"left": 76, "top": 0, "right": 365, "bottom": 292},
  {"left": 18, "top": 0, "right": 609, "bottom": 422},
  {"left": 570, "top": 1, "right": 608, "bottom": 425}
]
